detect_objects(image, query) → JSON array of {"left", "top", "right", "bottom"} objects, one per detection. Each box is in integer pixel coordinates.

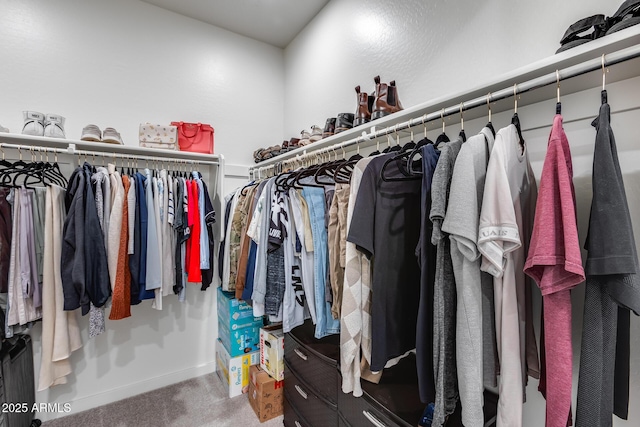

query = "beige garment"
[
  {"left": 107, "top": 164, "right": 125, "bottom": 292},
  {"left": 328, "top": 183, "right": 349, "bottom": 318},
  {"left": 38, "top": 185, "right": 82, "bottom": 390},
  {"left": 229, "top": 189, "right": 249, "bottom": 290},
  {"left": 236, "top": 184, "right": 258, "bottom": 299},
  {"left": 296, "top": 189, "right": 314, "bottom": 252},
  {"left": 340, "top": 157, "right": 375, "bottom": 397}
]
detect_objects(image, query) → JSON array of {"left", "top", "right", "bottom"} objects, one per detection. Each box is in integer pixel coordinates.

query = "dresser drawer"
[
  {"left": 285, "top": 333, "right": 339, "bottom": 404},
  {"left": 285, "top": 360, "right": 338, "bottom": 427},
  {"left": 339, "top": 391, "right": 405, "bottom": 427},
  {"left": 284, "top": 393, "right": 312, "bottom": 427}
]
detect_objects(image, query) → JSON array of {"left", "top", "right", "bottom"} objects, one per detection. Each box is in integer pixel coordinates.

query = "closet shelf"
[
  {"left": 250, "top": 24, "right": 640, "bottom": 174},
  {"left": 0, "top": 133, "right": 222, "bottom": 165}
]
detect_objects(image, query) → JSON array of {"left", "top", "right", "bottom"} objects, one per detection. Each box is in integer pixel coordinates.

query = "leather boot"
[
  {"left": 335, "top": 113, "right": 354, "bottom": 134},
  {"left": 371, "top": 76, "right": 403, "bottom": 120},
  {"left": 354, "top": 85, "right": 372, "bottom": 127},
  {"left": 322, "top": 118, "right": 336, "bottom": 138}
]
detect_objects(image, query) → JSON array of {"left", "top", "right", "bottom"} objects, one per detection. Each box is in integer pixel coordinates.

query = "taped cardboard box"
[
  {"left": 215, "top": 339, "right": 259, "bottom": 398},
  {"left": 259, "top": 325, "right": 284, "bottom": 381},
  {"left": 248, "top": 365, "right": 283, "bottom": 422}
]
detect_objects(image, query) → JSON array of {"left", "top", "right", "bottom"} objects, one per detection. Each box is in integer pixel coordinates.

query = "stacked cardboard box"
[
  {"left": 259, "top": 325, "right": 285, "bottom": 381},
  {"left": 217, "top": 287, "right": 263, "bottom": 357},
  {"left": 215, "top": 339, "right": 260, "bottom": 398},
  {"left": 248, "top": 365, "right": 284, "bottom": 422}
]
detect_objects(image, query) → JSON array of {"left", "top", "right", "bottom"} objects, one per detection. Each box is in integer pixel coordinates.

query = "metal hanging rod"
[
  {"left": 249, "top": 43, "right": 640, "bottom": 178},
  {"left": 0, "top": 142, "right": 219, "bottom": 166}
]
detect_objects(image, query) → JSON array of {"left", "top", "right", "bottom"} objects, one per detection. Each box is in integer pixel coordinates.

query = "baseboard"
[{"left": 37, "top": 362, "right": 216, "bottom": 422}]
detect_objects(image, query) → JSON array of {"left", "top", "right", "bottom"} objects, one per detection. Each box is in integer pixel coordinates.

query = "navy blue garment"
[
  {"left": 242, "top": 241, "right": 258, "bottom": 301},
  {"left": 134, "top": 172, "right": 154, "bottom": 302},
  {"left": 200, "top": 178, "right": 216, "bottom": 291},
  {"left": 218, "top": 194, "right": 234, "bottom": 281},
  {"left": 415, "top": 145, "right": 441, "bottom": 404}
]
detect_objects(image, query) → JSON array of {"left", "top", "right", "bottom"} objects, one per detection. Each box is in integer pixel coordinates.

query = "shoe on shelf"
[
  {"left": 298, "top": 130, "right": 312, "bottom": 146},
  {"left": 102, "top": 127, "right": 123, "bottom": 144},
  {"left": 354, "top": 85, "right": 372, "bottom": 127},
  {"left": 22, "top": 111, "right": 45, "bottom": 136},
  {"left": 81, "top": 124, "right": 102, "bottom": 141},
  {"left": 335, "top": 113, "right": 354, "bottom": 134},
  {"left": 0, "top": 124, "right": 9, "bottom": 133},
  {"left": 371, "top": 76, "right": 403, "bottom": 120},
  {"left": 43, "top": 113, "right": 66, "bottom": 138},
  {"left": 310, "top": 125, "right": 323, "bottom": 143},
  {"left": 322, "top": 117, "right": 336, "bottom": 138}
]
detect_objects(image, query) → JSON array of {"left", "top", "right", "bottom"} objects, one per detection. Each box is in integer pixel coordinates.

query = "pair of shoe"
[
  {"left": 354, "top": 76, "right": 403, "bottom": 127},
  {"left": 557, "top": 0, "right": 640, "bottom": 53},
  {"left": 81, "top": 124, "right": 123, "bottom": 145},
  {"left": 299, "top": 126, "right": 322, "bottom": 146},
  {"left": 22, "top": 111, "right": 66, "bottom": 138},
  {"left": 253, "top": 145, "right": 282, "bottom": 163},
  {"left": 322, "top": 114, "right": 355, "bottom": 137}
]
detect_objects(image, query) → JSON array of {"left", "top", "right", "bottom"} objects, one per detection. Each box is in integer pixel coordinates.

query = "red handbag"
[{"left": 170, "top": 121, "right": 214, "bottom": 154}]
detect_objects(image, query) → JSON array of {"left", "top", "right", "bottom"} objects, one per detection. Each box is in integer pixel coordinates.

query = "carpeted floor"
[{"left": 43, "top": 373, "right": 284, "bottom": 427}]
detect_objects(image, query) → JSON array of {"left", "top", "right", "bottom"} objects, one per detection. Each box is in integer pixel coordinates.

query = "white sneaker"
[
  {"left": 22, "top": 111, "right": 45, "bottom": 136},
  {"left": 102, "top": 127, "right": 123, "bottom": 144},
  {"left": 81, "top": 124, "right": 102, "bottom": 141},
  {"left": 43, "top": 113, "right": 66, "bottom": 138}
]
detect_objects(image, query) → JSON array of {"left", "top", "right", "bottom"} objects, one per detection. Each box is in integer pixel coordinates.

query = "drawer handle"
[
  {"left": 294, "top": 348, "right": 308, "bottom": 361},
  {"left": 294, "top": 384, "right": 308, "bottom": 400},
  {"left": 294, "top": 422, "right": 302, "bottom": 427},
  {"left": 363, "top": 410, "right": 387, "bottom": 427}
]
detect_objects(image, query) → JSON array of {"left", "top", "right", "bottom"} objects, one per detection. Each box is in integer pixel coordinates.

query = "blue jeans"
[{"left": 302, "top": 186, "right": 340, "bottom": 338}]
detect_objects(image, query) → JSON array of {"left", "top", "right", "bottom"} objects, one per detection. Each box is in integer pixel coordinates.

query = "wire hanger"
[
  {"left": 459, "top": 102, "right": 467, "bottom": 142},
  {"left": 556, "top": 70, "right": 562, "bottom": 114},
  {"left": 435, "top": 108, "right": 450, "bottom": 146},
  {"left": 486, "top": 93, "right": 495, "bottom": 137},
  {"left": 511, "top": 83, "right": 525, "bottom": 152}
]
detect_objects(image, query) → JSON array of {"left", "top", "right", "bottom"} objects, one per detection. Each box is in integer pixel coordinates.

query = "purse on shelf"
[
  {"left": 139, "top": 123, "right": 178, "bottom": 150},
  {"left": 170, "top": 121, "right": 214, "bottom": 154}
]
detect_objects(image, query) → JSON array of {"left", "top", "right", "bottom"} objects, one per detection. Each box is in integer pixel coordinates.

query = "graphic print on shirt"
[{"left": 268, "top": 190, "right": 287, "bottom": 251}]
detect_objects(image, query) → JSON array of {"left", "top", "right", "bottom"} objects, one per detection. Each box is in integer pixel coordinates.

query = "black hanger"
[
  {"left": 512, "top": 112, "right": 525, "bottom": 152},
  {"left": 333, "top": 153, "right": 364, "bottom": 184}
]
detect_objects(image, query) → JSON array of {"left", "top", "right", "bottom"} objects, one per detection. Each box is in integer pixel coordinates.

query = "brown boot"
[
  {"left": 371, "top": 76, "right": 403, "bottom": 120},
  {"left": 354, "top": 85, "right": 372, "bottom": 127}
]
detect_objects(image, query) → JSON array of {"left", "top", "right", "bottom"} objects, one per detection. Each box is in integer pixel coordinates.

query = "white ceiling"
[{"left": 141, "top": 0, "right": 330, "bottom": 48}]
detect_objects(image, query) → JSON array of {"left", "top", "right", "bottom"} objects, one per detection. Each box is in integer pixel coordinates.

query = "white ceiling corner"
[{"left": 140, "top": 0, "right": 330, "bottom": 48}]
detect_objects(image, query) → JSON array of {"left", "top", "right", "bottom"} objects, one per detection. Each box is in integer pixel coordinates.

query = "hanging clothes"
[
  {"left": 575, "top": 90, "right": 640, "bottom": 426},
  {"left": 61, "top": 163, "right": 110, "bottom": 316},
  {"left": 429, "top": 137, "right": 462, "bottom": 426},
  {"left": 524, "top": 113, "right": 584, "bottom": 427},
  {"left": 38, "top": 184, "right": 82, "bottom": 391},
  {"left": 347, "top": 153, "right": 421, "bottom": 371},
  {"left": 478, "top": 124, "right": 539, "bottom": 427},
  {"left": 441, "top": 127, "right": 496, "bottom": 427},
  {"left": 110, "top": 174, "right": 132, "bottom": 321},
  {"left": 199, "top": 178, "right": 216, "bottom": 291},
  {"left": 0, "top": 187, "right": 12, "bottom": 294},
  {"left": 340, "top": 156, "right": 376, "bottom": 397}
]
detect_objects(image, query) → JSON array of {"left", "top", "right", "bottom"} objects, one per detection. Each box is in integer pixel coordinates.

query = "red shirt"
[
  {"left": 524, "top": 114, "right": 585, "bottom": 427},
  {"left": 187, "top": 179, "right": 202, "bottom": 283}
]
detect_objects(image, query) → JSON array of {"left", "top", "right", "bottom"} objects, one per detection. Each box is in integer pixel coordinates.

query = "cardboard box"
[
  {"left": 248, "top": 365, "right": 284, "bottom": 422},
  {"left": 218, "top": 317, "right": 262, "bottom": 357},
  {"left": 215, "top": 338, "right": 259, "bottom": 398},
  {"left": 260, "top": 325, "right": 285, "bottom": 381},
  {"left": 217, "top": 287, "right": 263, "bottom": 328}
]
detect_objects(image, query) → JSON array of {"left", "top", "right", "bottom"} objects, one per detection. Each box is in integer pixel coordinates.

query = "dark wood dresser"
[{"left": 283, "top": 320, "right": 497, "bottom": 427}]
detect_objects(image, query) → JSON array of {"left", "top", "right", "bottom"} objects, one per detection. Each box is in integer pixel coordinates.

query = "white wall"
[
  {"left": 283, "top": 0, "right": 612, "bottom": 136},
  {"left": 284, "top": 1, "right": 640, "bottom": 426},
  {"left": 0, "top": 0, "right": 282, "bottom": 420}
]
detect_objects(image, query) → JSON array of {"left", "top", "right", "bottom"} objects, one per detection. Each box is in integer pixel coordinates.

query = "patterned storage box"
[{"left": 139, "top": 123, "right": 177, "bottom": 149}]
